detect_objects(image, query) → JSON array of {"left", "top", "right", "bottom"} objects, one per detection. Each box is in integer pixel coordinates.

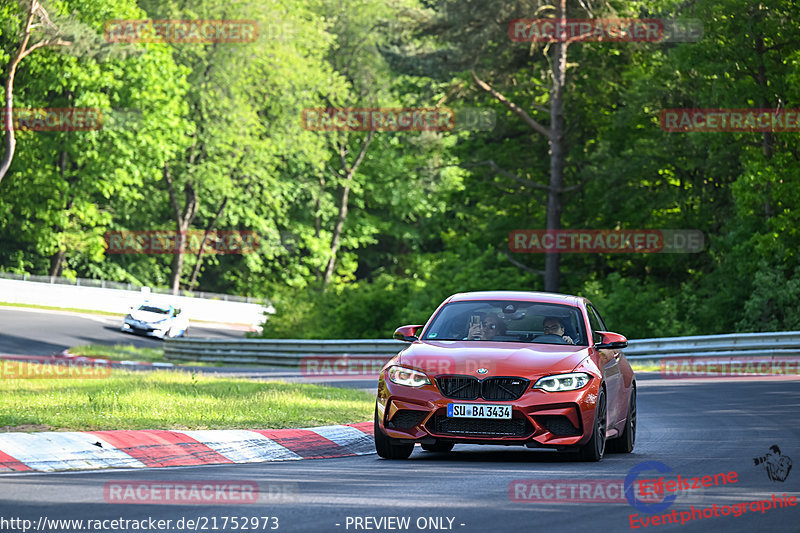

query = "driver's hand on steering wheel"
[{"left": 562, "top": 335, "right": 575, "bottom": 345}]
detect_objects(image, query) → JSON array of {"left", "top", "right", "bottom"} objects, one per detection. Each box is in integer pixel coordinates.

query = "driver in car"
[{"left": 542, "top": 317, "right": 575, "bottom": 344}]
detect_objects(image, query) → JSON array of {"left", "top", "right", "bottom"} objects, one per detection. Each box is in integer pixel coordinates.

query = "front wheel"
[
  {"left": 374, "top": 405, "right": 414, "bottom": 459},
  {"left": 577, "top": 389, "right": 607, "bottom": 462},
  {"left": 607, "top": 386, "right": 636, "bottom": 453}
]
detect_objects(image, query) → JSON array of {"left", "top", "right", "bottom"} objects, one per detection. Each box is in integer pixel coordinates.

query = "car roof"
[{"left": 446, "top": 291, "right": 583, "bottom": 307}]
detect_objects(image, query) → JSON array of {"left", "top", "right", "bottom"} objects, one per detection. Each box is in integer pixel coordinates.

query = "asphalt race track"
[
  {"left": 0, "top": 307, "right": 372, "bottom": 387},
  {"left": 0, "top": 307, "right": 246, "bottom": 355},
  {"left": 0, "top": 309, "right": 798, "bottom": 533}
]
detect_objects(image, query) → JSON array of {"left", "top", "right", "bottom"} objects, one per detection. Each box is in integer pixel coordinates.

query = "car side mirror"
[
  {"left": 594, "top": 331, "right": 628, "bottom": 349},
  {"left": 393, "top": 325, "right": 423, "bottom": 342}
]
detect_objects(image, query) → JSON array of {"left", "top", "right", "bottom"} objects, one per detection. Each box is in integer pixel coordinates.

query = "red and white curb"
[{"left": 0, "top": 422, "right": 373, "bottom": 473}]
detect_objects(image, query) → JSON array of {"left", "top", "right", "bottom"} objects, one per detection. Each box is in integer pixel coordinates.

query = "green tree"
[{"left": 0, "top": 0, "right": 190, "bottom": 278}]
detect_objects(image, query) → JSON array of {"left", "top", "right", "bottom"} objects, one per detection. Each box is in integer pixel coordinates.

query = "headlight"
[
  {"left": 533, "top": 372, "right": 591, "bottom": 392},
  {"left": 387, "top": 365, "right": 431, "bottom": 387}
]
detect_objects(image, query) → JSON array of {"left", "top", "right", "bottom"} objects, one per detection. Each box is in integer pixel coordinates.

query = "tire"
[
  {"left": 421, "top": 441, "right": 454, "bottom": 453},
  {"left": 374, "top": 405, "right": 414, "bottom": 459},
  {"left": 607, "top": 386, "right": 636, "bottom": 454},
  {"left": 577, "top": 388, "right": 607, "bottom": 462}
]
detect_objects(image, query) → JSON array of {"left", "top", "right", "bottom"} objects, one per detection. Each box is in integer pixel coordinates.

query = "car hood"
[
  {"left": 397, "top": 340, "right": 589, "bottom": 378},
  {"left": 129, "top": 310, "right": 171, "bottom": 324}
]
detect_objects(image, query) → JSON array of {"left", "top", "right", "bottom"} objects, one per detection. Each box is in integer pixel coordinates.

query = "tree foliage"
[{"left": 0, "top": 0, "right": 797, "bottom": 339}]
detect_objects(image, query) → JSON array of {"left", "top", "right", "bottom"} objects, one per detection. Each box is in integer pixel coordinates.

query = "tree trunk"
[
  {"left": 470, "top": 0, "right": 581, "bottom": 293},
  {"left": 0, "top": 4, "right": 35, "bottom": 184},
  {"left": 544, "top": 0, "right": 568, "bottom": 293},
  {"left": 314, "top": 174, "right": 325, "bottom": 239},
  {"left": 322, "top": 131, "right": 373, "bottom": 286},
  {"left": 169, "top": 245, "right": 185, "bottom": 295},
  {"left": 0, "top": 1, "right": 71, "bottom": 185},
  {"left": 164, "top": 163, "right": 198, "bottom": 295},
  {"left": 751, "top": 9, "right": 774, "bottom": 221},
  {"left": 49, "top": 249, "right": 65, "bottom": 277},
  {"left": 188, "top": 197, "right": 227, "bottom": 290},
  {"left": 48, "top": 148, "right": 70, "bottom": 277},
  {"left": 323, "top": 177, "right": 352, "bottom": 285}
]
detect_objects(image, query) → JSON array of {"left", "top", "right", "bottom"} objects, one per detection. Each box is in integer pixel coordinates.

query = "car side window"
[
  {"left": 589, "top": 305, "right": 607, "bottom": 330},
  {"left": 587, "top": 305, "right": 606, "bottom": 344}
]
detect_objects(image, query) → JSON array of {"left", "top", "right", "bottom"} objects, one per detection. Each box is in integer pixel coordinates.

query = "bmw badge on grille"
[{"left": 476, "top": 368, "right": 488, "bottom": 374}]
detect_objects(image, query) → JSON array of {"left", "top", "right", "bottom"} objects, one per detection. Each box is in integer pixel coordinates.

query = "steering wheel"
[{"left": 534, "top": 334, "right": 569, "bottom": 344}]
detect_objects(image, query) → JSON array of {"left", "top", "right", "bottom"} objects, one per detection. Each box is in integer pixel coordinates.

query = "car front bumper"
[
  {"left": 376, "top": 375, "right": 601, "bottom": 448},
  {"left": 121, "top": 322, "right": 169, "bottom": 338}
]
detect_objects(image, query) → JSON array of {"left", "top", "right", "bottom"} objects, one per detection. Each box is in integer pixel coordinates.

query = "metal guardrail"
[
  {"left": 624, "top": 331, "right": 800, "bottom": 360},
  {"left": 164, "top": 338, "right": 407, "bottom": 366},
  {"left": 163, "top": 331, "right": 800, "bottom": 366}
]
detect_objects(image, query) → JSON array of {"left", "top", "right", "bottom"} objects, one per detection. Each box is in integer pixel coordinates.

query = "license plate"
[{"left": 447, "top": 404, "right": 512, "bottom": 419}]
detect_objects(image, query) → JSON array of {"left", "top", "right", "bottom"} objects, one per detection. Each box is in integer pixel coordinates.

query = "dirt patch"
[{"left": 0, "top": 424, "right": 55, "bottom": 433}]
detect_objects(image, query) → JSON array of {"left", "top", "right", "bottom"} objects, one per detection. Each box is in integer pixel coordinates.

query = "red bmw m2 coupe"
[{"left": 375, "top": 291, "right": 636, "bottom": 461}]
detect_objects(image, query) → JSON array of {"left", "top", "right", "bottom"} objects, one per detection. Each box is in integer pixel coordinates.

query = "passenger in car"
[{"left": 542, "top": 317, "right": 575, "bottom": 344}]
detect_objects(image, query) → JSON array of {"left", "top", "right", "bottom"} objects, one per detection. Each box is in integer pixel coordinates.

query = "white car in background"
[{"left": 121, "top": 302, "right": 189, "bottom": 339}]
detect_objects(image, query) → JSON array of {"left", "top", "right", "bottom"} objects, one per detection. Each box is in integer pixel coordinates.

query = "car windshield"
[
  {"left": 421, "top": 300, "right": 587, "bottom": 346},
  {"left": 138, "top": 305, "right": 170, "bottom": 314}
]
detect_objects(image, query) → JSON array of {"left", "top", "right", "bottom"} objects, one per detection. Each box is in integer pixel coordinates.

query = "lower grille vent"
[{"left": 432, "top": 415, "right": 529, "bottom": 437}]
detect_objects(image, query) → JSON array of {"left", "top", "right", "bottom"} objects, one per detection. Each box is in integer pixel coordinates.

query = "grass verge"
[
  {"left": 629, "top": 361, "right": 660, "bottom": 372},
  {"left": 0, "top": 302, "right": 121, "bottom": 317},
  {"left": 71, "top": 344, "right": 244, "bottom": 367},
  {"left": 0, "top": 368, "right": 374, "bottom": 431},
  {"left": 70, "top": 344, "right": 168, "bottom": 364}
]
